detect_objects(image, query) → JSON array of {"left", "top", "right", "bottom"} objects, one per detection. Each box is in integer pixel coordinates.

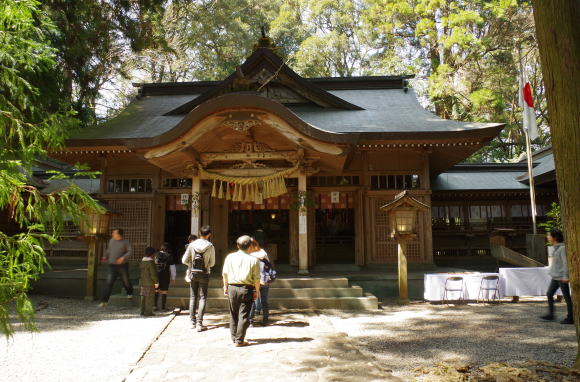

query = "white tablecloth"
[
  {"left": 499, "top": 267, "right": 561, "bottom": 297},
  {"left": 424, "top": 273, "right": 500, "bottom": 301}
]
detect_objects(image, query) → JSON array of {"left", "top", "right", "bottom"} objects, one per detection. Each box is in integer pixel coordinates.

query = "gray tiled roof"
[
  {"left": 291, "top": 89, "right": 499, "bottom": 133},
  {"left": 517, "top": 152, "right": 555, "bottom": 183},
  {"left": 40, "top": 178, "right": 101, "bottom": 194},
  {"left": 71, "top": 89, "right": 500, "bottom": 141},
  {"left": 74, "top": 95, "right": 193, "bottom": 140},
  {"left": 432, "top": 171, "right": 530, "bottom": 191}
]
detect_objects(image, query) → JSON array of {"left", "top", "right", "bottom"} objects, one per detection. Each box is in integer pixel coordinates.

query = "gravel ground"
[
  {"left": 324, "top": 301, "right": 577, "bottom": 381},
  {"left": 0, "top": 296, "right": 172, "bottom": 382}
]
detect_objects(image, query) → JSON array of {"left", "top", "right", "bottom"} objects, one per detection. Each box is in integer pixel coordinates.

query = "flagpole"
[
  {"left": 518, "top": 46, "right": 538, "bottom": 234},
  {"left": 524, "top": 129, "right": 537, "bottom": 234}
]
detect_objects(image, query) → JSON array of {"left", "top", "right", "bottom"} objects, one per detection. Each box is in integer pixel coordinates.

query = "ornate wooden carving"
[{"left": 200, "top": 140, "right": 300, "bottom": 168}]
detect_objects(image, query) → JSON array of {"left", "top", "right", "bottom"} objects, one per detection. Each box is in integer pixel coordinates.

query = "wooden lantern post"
[
  {"left": 79, "top": 203, "right": 115, "bottom": 300},
  {"left": 380, "top": 191, "right": 430, "bottom": 303}
]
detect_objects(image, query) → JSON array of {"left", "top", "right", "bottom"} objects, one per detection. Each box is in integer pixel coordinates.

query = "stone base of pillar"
[{"left": 298, "top": 269, "right": 310, "bottom": 276}]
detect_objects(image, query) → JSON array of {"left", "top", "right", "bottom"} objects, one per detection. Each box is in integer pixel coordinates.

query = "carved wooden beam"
[
  {"left": 200, "top": 150, "right": 299, "bottom": 166},
  {"left": 180, "top": 146, "right": 200, "bottom": 164},
  {"left": 204, "top": 168, "right": 295, "bottom": 177}
]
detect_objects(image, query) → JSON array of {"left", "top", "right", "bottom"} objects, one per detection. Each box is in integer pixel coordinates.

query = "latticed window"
[
  {"left": 307, "top": 175, "right": 360, "bottom": 187},
  {"left": 106, "top": 200, "right": 152, "bottom": 260},
  {"left": 107, "top": 178, "right": 152, "bottom": 193},
  {"left": 162, "top": 178, "right": 192, "bottom": 188},
  {"left": 370, "top": 174, "right": 420, "bottom": 190},
  {"left": 432, "top": 205, "right": 463, "bottom": 228}
]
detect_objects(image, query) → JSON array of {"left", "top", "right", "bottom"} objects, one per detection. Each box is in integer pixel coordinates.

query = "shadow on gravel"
[
  {"left": 8, "top": 297, "right": 160, "bottom": 333},
  {"left": 331, "top": 302, "right": 576, "bottom": 375},
  {"left": 250, "top": 336, "right": 314, "bottom": 345},
  {"left": 297, "top": 334, "right": 401, "bottom": 381}
]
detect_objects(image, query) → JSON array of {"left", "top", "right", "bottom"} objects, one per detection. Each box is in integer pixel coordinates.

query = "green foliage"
[
  {"left": 0, "top": 0, "right": 102, "bottom": 337},
  {"left": 41, "top": 0, "right": 167, "bottom": 126},
  {"left": 364, "top": 0, "right": 549, "bottom": 162},
  {"left": 538, "top": 202, "right": 562, "bottom": 233}
]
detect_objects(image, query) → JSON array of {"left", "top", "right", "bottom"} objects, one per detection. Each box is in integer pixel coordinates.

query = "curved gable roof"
[{"left": 165, "top": 47, "right": 364, "bottom": 114}]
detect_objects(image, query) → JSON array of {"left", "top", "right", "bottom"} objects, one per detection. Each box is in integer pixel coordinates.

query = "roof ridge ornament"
[{"left": 253, "top": 26, "right": 280, "bottom": 57}]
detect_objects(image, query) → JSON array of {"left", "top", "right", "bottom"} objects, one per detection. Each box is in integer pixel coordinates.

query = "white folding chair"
[
  {"left": 443, "top": 276, "right": 464, "bottom": 304},
  {"left": 477, "top": 275, "right": 500, "bottom": 304}
]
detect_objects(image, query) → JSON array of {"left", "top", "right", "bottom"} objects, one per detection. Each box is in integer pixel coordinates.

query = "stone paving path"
[{"left": 124, "top": 311, "right": 400, "bottom": 382}]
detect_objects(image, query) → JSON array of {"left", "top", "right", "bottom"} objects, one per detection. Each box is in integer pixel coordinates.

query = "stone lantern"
[
  {"left": 380, "top": 191, "right": 430, "bottom": 302},
  {"left": 79, "top": 202, "right": 116, "bottom": 300}
]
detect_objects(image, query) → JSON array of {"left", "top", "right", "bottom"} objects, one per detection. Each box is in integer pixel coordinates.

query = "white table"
[
  {"left": 499, "top": 267, "right": 561, "bottom": 297},
  {"left": 424, "top": 273, "right": 500, "bottom": 301}
]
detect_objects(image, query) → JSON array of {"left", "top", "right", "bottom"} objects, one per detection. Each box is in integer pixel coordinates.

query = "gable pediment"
[{"left": 164, "top": 47, "right": 363, "bottom": 115}]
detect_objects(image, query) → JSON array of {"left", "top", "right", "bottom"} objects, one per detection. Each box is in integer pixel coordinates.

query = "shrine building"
[{"left": 53, "top": 38, "right": 557, "bottom": 271}]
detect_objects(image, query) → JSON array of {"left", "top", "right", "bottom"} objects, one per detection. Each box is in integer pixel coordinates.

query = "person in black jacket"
[{"left": 154, "top": 243, "right": 176, "bottom": 311}]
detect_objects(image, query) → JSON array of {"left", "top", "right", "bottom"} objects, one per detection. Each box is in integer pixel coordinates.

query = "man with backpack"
[{"left": 182, "top": 225, "right": 215, "bottom": 332}]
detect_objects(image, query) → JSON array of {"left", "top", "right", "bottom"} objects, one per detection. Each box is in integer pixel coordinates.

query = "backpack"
[
  {"left": 190, "top": 248, "right": 207, "bottom": 274},
  {"left": 260, "top": 259, "right": 276, "bottom": 284},
  {"left": 155, "top": 251, "right": 171, "bottom": 273}
]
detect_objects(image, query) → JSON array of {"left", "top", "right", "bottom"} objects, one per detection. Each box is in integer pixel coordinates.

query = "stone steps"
[
  {"left": 169, "top": 286, "right": 365, "bottom": 298},
  {"left": 173, "top": 277, "right": 351, "bottom": 289},
  {"left": 110, "top": 276, "right": 379, "bottom": 310},
  {"left": 165, "top": 295, "right": 379, "bottom": 310}
]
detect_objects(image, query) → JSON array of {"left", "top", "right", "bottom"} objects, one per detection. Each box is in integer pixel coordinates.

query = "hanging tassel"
[
  {"left": 235, "top": 183, "right": 242, "bottom": 201},
  {"left": 280, "top": 176, "right": 288, "bottom": 195},
  {"left": 218, "top": 181, "right": 224, "bottom": 199},
  {"left": 211, "top": 179, "right": 217, "bottom": 198},
  {"left": 278, "top": 177, "right": 284, "bottom": 196},
  {"left": 264, "top": 180, "right": 270, "bottom": 199},
  {"left": 249, "top": 182, "right": 255, "bottom": 201},
  {"left": 232, "top": 184, "right": 238, "bottom": 201}
]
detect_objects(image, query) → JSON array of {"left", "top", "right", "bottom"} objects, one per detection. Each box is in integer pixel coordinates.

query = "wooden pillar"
[
  {"left": 298, "top": 172, "right": 309, "bottom": 275},
  {"left": 191, "top": 174, "right": 201, "bottom": 235},
  {"left": 85, "top": 237, "right": 98, "bottom": 300},
  {"left": 355, "top": 189, "right": 365, "bottom": 265},
  {"left": 396, "top": 234, "right": 412, "bottom": 303},
  {"left": 421, "top": 151, "right": 433, "bottom": 264}
]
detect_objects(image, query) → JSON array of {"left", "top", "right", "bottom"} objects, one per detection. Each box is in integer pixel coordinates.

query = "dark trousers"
[
  {"left": 250, "top": 285, "right": 270, "bottom": 322},
  {"left": 141, "top": 295, "right": 154, "bottom": 316},
  {"left": 101, "top": 263, "right": 133, "bottom": 302},
  {"left": 547, "top": 279, "right": 573, "bottom": 319},
  {"left": 189, "top": 273, "right": 209, "bottom": 323},
  {"left": 228, "top": 285, "right": 254, "bottom": 344}
]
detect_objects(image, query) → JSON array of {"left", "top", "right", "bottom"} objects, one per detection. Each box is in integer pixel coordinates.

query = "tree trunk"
[{"left": 531, "top": 0, "right": 580, "bottom": 369}]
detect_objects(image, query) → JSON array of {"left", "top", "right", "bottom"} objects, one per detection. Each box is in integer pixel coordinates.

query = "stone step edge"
[{"left": 167, "top": 286, "right": 363, "bottom": 290}]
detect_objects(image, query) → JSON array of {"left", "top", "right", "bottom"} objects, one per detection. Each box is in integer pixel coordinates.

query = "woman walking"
[{"left": 541, "top": 228, "right": 574, "bottom": 324}]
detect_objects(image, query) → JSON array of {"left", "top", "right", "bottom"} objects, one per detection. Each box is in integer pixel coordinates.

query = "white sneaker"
[
  {"left": 127, "top": 294, "right": 133, "bottom": 300},
  {"left": 98, "top": 302, "right": 108, "bottom": 308}
]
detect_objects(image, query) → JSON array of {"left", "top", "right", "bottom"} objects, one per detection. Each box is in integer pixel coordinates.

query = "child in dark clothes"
[
  {"left": 140, "top": 247, "right": 159, "bottom": 316},
  {"left": 154, "top": 242, "right": 176, "bottom": 311}
]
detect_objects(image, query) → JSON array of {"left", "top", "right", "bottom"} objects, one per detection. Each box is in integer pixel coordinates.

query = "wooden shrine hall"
[{"left": 54, "top": 36, "right": 529, "bottom": 272}]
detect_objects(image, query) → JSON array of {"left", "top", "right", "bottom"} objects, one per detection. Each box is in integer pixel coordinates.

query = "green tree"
[
  {"left": 42, "top": 0, "right": 166, "bottom": 125},
  {"left": 364, "top": 0, "right": 549, "bottom": 162},
  {"left": 129, "top": 0, "right": 280, "bottom": 83},
  {"left": 0, "top": 0, "right": 101, "bottom": 336},
  {"left": 538, "top": 202, "right": 562, "bottom": 233}
]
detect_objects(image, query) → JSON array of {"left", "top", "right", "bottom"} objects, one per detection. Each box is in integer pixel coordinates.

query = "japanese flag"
[{"left": 518, "top": 72, "right": 539, "bottom": 141}]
